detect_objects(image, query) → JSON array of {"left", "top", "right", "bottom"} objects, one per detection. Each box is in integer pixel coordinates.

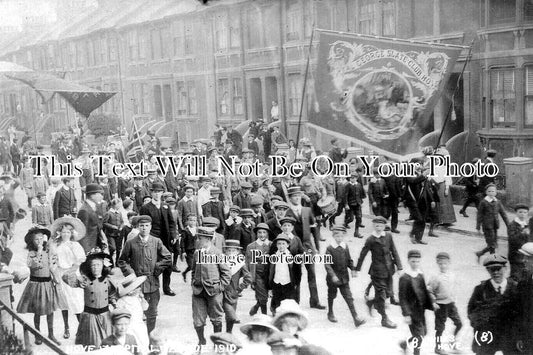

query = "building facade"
[{"left": 0, "top": 0, "right": 531, "bottom": 159}]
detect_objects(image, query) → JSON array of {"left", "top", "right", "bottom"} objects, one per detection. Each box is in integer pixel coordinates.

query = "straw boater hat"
[
  {"left": 115, "top": 265, "right": 147, "bottom": 297},
  {"left": 273, "top": 299, "right": 309, "bottom": 330},
  {"left": 223, "top": 239, "right": 242, "bottom": 250},
  {"left": 240, "top": 314, "right": 278, "bottom": 336},
  {"left": 50, "top": 216, "right": 86, "bottom": 241}
]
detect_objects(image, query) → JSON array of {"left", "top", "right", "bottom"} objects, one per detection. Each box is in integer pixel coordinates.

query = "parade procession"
[{"left": 1, "top": 0, "right": 533, "bottom": 354}]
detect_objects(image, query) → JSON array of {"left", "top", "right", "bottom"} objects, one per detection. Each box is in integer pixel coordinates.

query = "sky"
[{"left": 0, "top": 0, "right": 59, "bottom": 30}]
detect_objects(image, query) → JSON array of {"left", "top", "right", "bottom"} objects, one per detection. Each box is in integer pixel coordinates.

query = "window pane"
[
  {"left": 173, "top": 22, "right": 184, "bottom": 57},
  {"left": 184, "top": 22, "right": 193, "bottom": 55},
  {"left": 188, "top": 81, "right": 198, "bottom": 115},
  {"left": 233, "top": 78, "right": 243, "bottom": 115},
  {"left": 248, "top": 9, "right": 262, "bottom": 48},
  {"left": 287, "top": 1, "right": 301, "bottom": 41},
  {"left": 218, "top": 79, "right": 229, "bottom": 116},
  {"left": 490, "top": 69, "right": 515, "bottom": 127},
  {"left": 489, "top": 0, "right": 516, "bottom": 25},
  {"left": 526, "top": 0, "right": 533, "bottom": 21},
  {"left": 132, "top": 84, "right": 139, "bottom": 115},
  {"left": 382, "top": 0, "right": 395, "bottom": 36},
  {"left": 413, "top": 0, "right": 433, "bottom": 36},
  {"left": 288, "top": 73, "right": 302, "bottom": 116},
  {"left": 230, "top": 14, "right": 241, "bottom": 49},
  {"left": 141, "top": 84, "right": 150, "bottom": 114},
  {"left": 264, "top": 6, "right": 279, "bottom": 46},
  {"left": 525, "top": 97, "right": 533, "bottom": 127},
  {"left": 177, "top": 81, "right": 187, "bottom": 116},
  {"left": 216, "top": 14, "right": 228, "bottom": 51},
  {"left": 359, "top": 0, "right": 377, "bottom": 35}
]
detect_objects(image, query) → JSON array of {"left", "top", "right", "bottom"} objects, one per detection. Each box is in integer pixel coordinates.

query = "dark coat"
[
  {"left": 191, "top": 245, "right": 231, "bottom": 296},
  {"left": 328, "top": 147, "right": 347, "bottom": 163},
  {"left": 77, "top": 201, "right": 105, "bottom": 253},
  {"left": 285, "top": 207, "right": 317, "bottom": 254},
  {"left": 383, "top": 175, "right": 403, "bottom": 202},
  {"left": 224, "top": 263, "right": 252, "bottom": 304},
  {"left": 202, "top": 200, "right": 225, "bottom": 232},
  {"left": 345, "top": 181, "right": 366, "bottom": 206},
  {"left": 468, "top": 278, "right": 520, "bottom": 354},
  {"left": 119, "top": 235, "right": 172, "bottom": 293},
  {"left": 476, "top": 198, "right": 509, "bottom": 230},
  {"left": 508, "top": 219, "right": 532, "bottom": 264},
  {"left": 266, "top": 217, "right": 282, "bottom": 241},
  {"left": 517, "top": 274, "right": 533, "bottom": 353},
  {"left": 53, "top": 186, "right": 77, "bottom": 220},
  {"left": 398, "top": 273, "right": 433, "bottom": 317},
  {"left": 355, "top": 232, "right": 402, "bottom": 278},
  {"left": 230, "top": 223, "right": 255, "bottom": 252},
  {"left": 232, "top": 192, "right": 252, "bottom": 210},
  {"left": 139, "top": 202, "right": 177, "bottom": 249},
  {"left": 325, "top": 244, "right": 355, "bottom": 286}
]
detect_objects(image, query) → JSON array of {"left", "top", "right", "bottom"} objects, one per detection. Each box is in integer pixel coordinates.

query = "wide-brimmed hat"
[
  {"left": 253, "top": 223, "right": 270, "bottom": 234},
  {"left": 240, "top": 314, "right": 278, "bottom": 335},
  {"left": 114, "top": 265, "right": 147, "bottom": 297},
  {"left": 273, "top": 299, "right": 308, "bottom": 330},
  {"left": 85, "top": 247, "right": 111, "bottom": 261},
  {"left": 50, "top": 216, "right": 86, "bottom": 241},
  {"left": 24, "top": 226, "right": 51, "bottom": 245}
]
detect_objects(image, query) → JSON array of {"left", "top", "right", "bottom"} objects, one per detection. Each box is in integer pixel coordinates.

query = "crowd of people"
[{"left": 0, "top": 122, "right": 531, "bottom": 355}]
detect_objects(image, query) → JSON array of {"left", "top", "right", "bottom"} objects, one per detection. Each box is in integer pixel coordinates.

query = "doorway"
[
  {"left": 163, "top": 84, "right": 173, "bottom": 122},
  {"left": 250, "top": 78, "right": 263, "bottom": 121},
  {"left": 153, "top": 85, "right": 163, "bottom": 118}
]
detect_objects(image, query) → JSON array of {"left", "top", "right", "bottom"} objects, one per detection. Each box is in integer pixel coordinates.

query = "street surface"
[{"left": 6, "top": 187, "right": 505, "bottom": 355}]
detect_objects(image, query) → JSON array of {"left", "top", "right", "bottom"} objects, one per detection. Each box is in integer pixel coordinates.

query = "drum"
[{"left": 317, "top": 196, "right": 338, "bottom": 216}]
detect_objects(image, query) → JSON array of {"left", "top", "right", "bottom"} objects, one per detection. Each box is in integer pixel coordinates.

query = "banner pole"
[
  {"left": 295, "top": 24, "right": 316, "bottom": 150},
  {"left": 435, "top": 39, "right": 474, "bottom": 149}
]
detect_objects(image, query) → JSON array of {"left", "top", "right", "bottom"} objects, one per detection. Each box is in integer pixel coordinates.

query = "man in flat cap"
[
  {"left": 232, "top": 181, "right": 253, "bottom": 210},
  {"left": 191, "top": 227, "right": 231, "bottom": 346},
  {"left": 177, "top": 184, "right": 200, "bottom": 233},
  {"left": 77, "top": 183, "right": 107, "bottom": 253},
  {"left": 101, "top": 308, "right": 139, "bottom": 354},
  {"left": 467, "top": 255, "right": 520, "bottom": 355},
  {"left": 140, "top": 182, "right": 178, "bottom": 296},
  {"left": 266, "top": 201, "right": 290, "bottom": 240},
  {"left": 120, "top": 215, "right": 172, "bottom": 334},
  {"left": 507, "top": 203, "right": 532, "bottom": 282}
]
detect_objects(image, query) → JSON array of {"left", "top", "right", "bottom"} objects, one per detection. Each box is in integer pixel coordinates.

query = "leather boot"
[
  {"left": 195, "top": 326, "right": 206, "bottom": 345},
  {"left": 226, "top": 321, "right": 234, "bottom": 333},
  {"left": 348, "top": 303, "right": 365, "bottom": 327},
  {"left": 327, "top": 299, "right": 337, "bottom": 322},
  {"left": 381, "top": 316, "right": 397, "bottom": 329},
  {"left": 249, "top": 303, "right": 260, "bottom": 316},
  {"left": 213, "top": 322, "right": 222, "bottom": 333},
  {"left": 260, "top": 304, "right": 267, "bottom": 314}
]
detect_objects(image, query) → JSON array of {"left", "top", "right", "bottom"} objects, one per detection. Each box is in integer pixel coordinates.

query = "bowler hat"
[
  {"left": 483, "top": 254, "right": 507, "bottom": 268},
  {"left": 486, "top": 149, "right": 497, "bottom": 157},
  {"left": 85, "top": 183, "right": 104, "bottom": 195},
  {"left": 436, "top": 252, "right": 450, "bottom": 260}
]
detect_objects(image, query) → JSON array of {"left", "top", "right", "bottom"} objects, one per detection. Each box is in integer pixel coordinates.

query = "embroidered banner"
[{"left": 310, "top": 30, "right": 464, "bottom": 160}]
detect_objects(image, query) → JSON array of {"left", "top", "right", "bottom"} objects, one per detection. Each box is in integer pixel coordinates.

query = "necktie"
[
  {"left": 233, "top": 218, "right": 237, "bottom": 224},
  {"left": 497, "top": 286, "right": 502, "bottom": 294}
]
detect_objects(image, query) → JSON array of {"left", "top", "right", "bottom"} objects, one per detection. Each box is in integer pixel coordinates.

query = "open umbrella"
[{"left": 0, "top": 61, "right": 116, "bottom": 118}]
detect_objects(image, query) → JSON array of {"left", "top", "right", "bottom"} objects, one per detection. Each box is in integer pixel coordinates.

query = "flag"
[
  {"left": 309, "top": 30, "right": 464, "bottom": 160},
  {"left": 126, "top": 119, "right": 144, "bottom": 162}
]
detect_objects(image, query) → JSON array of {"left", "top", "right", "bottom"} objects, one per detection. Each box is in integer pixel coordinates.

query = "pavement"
[{"left": 5, "top": 189, "right": 518, "bottom": 355}]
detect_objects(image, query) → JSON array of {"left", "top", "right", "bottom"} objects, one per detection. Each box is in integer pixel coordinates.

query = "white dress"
[
  {"left": 56, "top": 241, "right": 85, "bottom": 314},
  {"left": 116, "top": 294, "right": 149, "bottom": 355}
]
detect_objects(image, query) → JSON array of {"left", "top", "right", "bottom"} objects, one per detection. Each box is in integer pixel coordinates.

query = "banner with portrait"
[{"left": 309, "top": 30, "right": 464, "bottom": 160}]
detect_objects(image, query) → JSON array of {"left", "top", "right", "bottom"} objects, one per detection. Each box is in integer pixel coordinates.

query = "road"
[{"left": 6, "top": 189, "right": 503, "bottom": 355}]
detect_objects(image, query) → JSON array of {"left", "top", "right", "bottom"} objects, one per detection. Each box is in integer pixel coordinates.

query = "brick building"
[{"left": 0, "top": 0, "right": 531, "bottom": 159}]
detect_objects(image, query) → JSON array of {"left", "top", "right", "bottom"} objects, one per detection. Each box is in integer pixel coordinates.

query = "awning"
[{"left": 0, "top": 61, "right": 116, "bottom": 118}]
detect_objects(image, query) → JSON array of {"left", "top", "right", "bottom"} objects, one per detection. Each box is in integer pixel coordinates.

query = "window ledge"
[{"left": 477, "top": 128, "right": 533, "bottom": 138}]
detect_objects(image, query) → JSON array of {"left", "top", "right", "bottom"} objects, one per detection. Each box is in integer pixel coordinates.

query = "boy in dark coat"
[
  {"left": 268, "top": 234, "right": 301, "bottom": 312},
  {"left": 355, "top": 216, "right": 402, "bottom": 329},
  {"left": 246, "top": 223, "right": 272, "bottom": 316},
  {"left": 222, "top": 240, "right": 252, "bottom": 333},
  {"left": 325, "top": 225, "right": 365, "bottom": 327},
  {"left": 202, "top": 188, "right": 225, "bottom": 235},
  {"left": 507, "top": 203, "right": 532, "bottom": 281},
  {"left": 459, "top": 158, "right": 482, "bottom": 218},
  {"left": 399, "top": 250, "right": 434, "bottom": 355},
  {"left": 345, "top": 170, "right": 366, "bottom": 238},
  {"left": 475, "top": 184, "right": 509, "bottom": 261},
  {"left": 180, "top": 214, "right": 198, "bottom": 282},
  {"left": 368, "top": 168, "right": 389, "bottom": 218},
  {"left": 328, "top": 177, "right": 348, "bottom": 229},
  {"left": 468, "top": 254, "right": 520, "bottom": 355},
  {"left": 229, "top": 208, "right": 255, "bottom": 252}
]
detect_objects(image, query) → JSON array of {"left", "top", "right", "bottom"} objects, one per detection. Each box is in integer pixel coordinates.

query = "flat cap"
[
  {"left": 229, "top": 205, "right": 241, "bottom": 213},
  {"left": 372, "top": 216, "right": 387, "bottom": 224},
  {"left": 240, "top": 208, "right": 255, "bottom": 217},
  {"left": 202, "top": 217, "right": 220, "bottom": 227},
  {"left": 273, "top": 235, "right": 291, "bottom": 244},
  {"left": 270, "top": 195, "right": 283, "bottom": 202},
  {"left": 183, "top": 184, "right": 195, "bottom": 192},
  {"left": 223, "top": 239, "right": 242, "bottom": 249},
  {"left": 483, "top": 254, "right": 507, "bottom": 268},
  {"left": 150, "top": 182, "right": 165, "bottom": 191},
  {"left": 210, "top": 187, "right": 222, "bottom": 195},
  {"left": 486, "top": 149, "right": 497, "bottom": 157},
  {"left": 241, "top": 181, "right": 253, "bottom": 189},
  {"left": 407, "top": 250, "right": 421, "bottom": 258},
  {"left": 165, "top": 197, "right": 176, "bottom": 204},
  {"left": 514, "top": 203, "right": 530, "bottom": 211},
  {"left": 484, "top": 183, "right": 496, "bottom": 191},
  {"left": 331, "top": 225, "right": 346, "bottom": 233},
  {"left": 137, "top": 215, "right": 152, "bottom": 224},
  {"left": 519, "top": 242, "right": 533, "bottom": 257},
  {"left": 110, "top": 308, "right": 131, "bottom": 322},
  {"left": 436, "top": 252, "right": 450, "bottom": 260},
  {"left": 279, "top": 217, "right": 296, "bottom": 225},
  {"left": 197, "top": 227, "right": 215, "bottom": 238},
  {"left": 273, "top": 201, "right": 290, "bottom": 209},
  {"left": 250, "top": 195, "right": 264, "bottom": 206}
]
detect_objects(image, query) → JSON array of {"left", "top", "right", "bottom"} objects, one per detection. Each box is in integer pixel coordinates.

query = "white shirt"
[
  {"left": 371, "top": 231, "right": 386, "bottom": 238},
  {"left": 256, "top": 239, "right": 268, "bottom": 246},
  {"left": 187, "top": 226, "right": 197, "bottom": 235},
  {"left": 514, "top": 217, "right": 528, "bottom": 227},
  {"left": 271, "top": 105, "right": 279, "bottom": 119},
  {"left": 484, "top": 196, "right": 497, "bottom": 203},
  {"left": 273, "top": 250, "right": 291, "bottom": 285},
  {"left": 331, "top": 242, "right": 347, "bottom": 249},
  {"left": 290, "top": 204, "right": 302, "bottom": 217},
  {"left": 139, "top": 234, "right": 150, "bottom": 243},
  {"left": 405, "top": 269, "right": 422, "bottom": 278},
  {"left": 490, "top": 279, "right": 507, "bottom": 294}
]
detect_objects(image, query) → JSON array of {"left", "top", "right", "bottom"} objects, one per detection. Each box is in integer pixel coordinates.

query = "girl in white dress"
[{"left": 50, "top": 216, "right": 86, "bottom": 339}]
